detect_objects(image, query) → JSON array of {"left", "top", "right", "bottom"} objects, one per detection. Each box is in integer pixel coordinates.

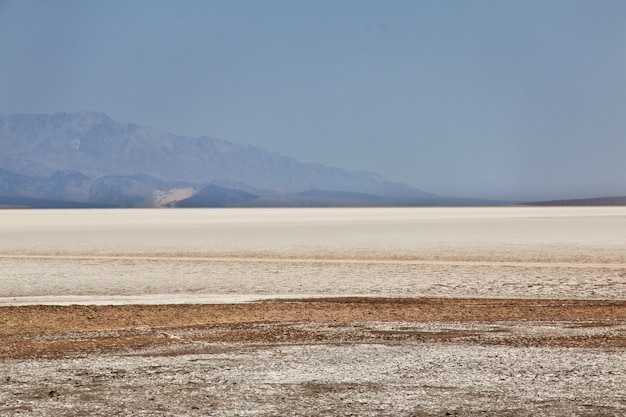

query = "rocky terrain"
[{"left": 1, "top": 298, "right": 624, "bottom": 416}]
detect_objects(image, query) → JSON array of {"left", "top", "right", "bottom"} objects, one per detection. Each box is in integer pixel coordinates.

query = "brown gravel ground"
[
  {"left": 1, "top": 297, "right": 625, "bottom": 358},
  {"left": 1, "top": 298, "right": 625, "bottom": 417}
]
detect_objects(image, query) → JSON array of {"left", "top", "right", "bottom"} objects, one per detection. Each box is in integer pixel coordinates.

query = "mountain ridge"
[{"left": 0, "top": 111, "right": 445, "bottom": 207}]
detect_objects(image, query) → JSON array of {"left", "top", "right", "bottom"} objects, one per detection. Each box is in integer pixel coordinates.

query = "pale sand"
[{"left": 2, "top": 207, "right": 626, "bottom": 305}]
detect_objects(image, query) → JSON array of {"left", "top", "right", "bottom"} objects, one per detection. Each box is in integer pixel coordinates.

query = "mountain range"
[
  {"left": 0, "top": 112, "right": 438, "bottom": 207},
  {"left": 0, "top": 112, "right": 504, "bottom": 208}
]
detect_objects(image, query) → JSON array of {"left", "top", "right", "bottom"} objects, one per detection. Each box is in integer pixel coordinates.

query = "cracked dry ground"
[{"left": 1, "top": 298, "right": 625, "bottom": 416}]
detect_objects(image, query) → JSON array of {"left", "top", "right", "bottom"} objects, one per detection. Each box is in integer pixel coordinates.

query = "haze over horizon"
[{"left": 1, "top": 1, "right": 625, "bottom": 201}]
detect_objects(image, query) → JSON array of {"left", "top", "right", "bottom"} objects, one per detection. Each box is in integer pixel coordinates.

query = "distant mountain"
[
  {"left": 0, "top": 111, "right": 448, "bottom": 208},
  {"left": 173, "top": 184, "right": 258, "bottom": 208},
  {"left": 525, "top": 196, "right": 626, "bottom": 206}
]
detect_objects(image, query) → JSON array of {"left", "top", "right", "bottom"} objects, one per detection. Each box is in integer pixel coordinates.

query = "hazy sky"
[{"left": 1, "top": 0, "right": 625, "bottom": 201}]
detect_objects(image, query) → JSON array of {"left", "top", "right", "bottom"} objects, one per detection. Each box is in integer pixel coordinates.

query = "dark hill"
[
  {"left": 525, "top": 196, "right": 626, "bottom": 206},
  {"left": 173, "top": 185, "right": 258, "bottom": 208}
]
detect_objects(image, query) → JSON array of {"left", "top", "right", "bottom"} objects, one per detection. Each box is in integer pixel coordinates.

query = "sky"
[{"left": 1, "top": 0, "right": 625, "bottom": 201}]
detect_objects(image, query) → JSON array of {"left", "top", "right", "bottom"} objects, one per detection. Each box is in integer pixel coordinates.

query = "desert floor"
[
  {"left": 1, "top": 297, "right": 625, "bottom": 416},
  {"left": 2, "top": 208, "right": 625, "bottom": 416}
]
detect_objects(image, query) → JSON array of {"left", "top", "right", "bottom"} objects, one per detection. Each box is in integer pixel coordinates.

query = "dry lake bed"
[{"left": 1, "top": 207, "right": 625, "bottom": 416}]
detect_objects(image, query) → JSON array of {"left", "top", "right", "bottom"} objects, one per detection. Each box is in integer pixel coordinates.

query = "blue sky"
[{"left": 1, "top": 0, "right": 625, "bottom": 200}]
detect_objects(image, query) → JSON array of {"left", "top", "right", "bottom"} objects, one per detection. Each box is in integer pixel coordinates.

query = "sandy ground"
[
  {"left": 1, "top": 208, "right": 625, "bottom": 416},
  {"left": 2, "top": 207, "right": 626, "bottom": 306},
  {"left": 1, "top": 297, "right": 625, "bottom": 416}
]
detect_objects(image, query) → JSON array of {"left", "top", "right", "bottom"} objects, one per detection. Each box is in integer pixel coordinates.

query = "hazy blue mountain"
[
  {"left": 0, "top": 111, "right": 442, "bottom": 207},
  {"left": 173, "top": 185, "right": 258, "bottom": 208}
]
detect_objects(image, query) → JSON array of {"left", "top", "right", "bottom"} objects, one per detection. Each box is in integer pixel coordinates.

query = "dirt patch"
[
  {"left": 1, "top": 297, "right": 625, "bottom": 416},
  {"left": 3, "top": 297, "right": 625, "bottom": 334},
  {"left": 1, "top": 297, "right": 625, "bottom": 359}
]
